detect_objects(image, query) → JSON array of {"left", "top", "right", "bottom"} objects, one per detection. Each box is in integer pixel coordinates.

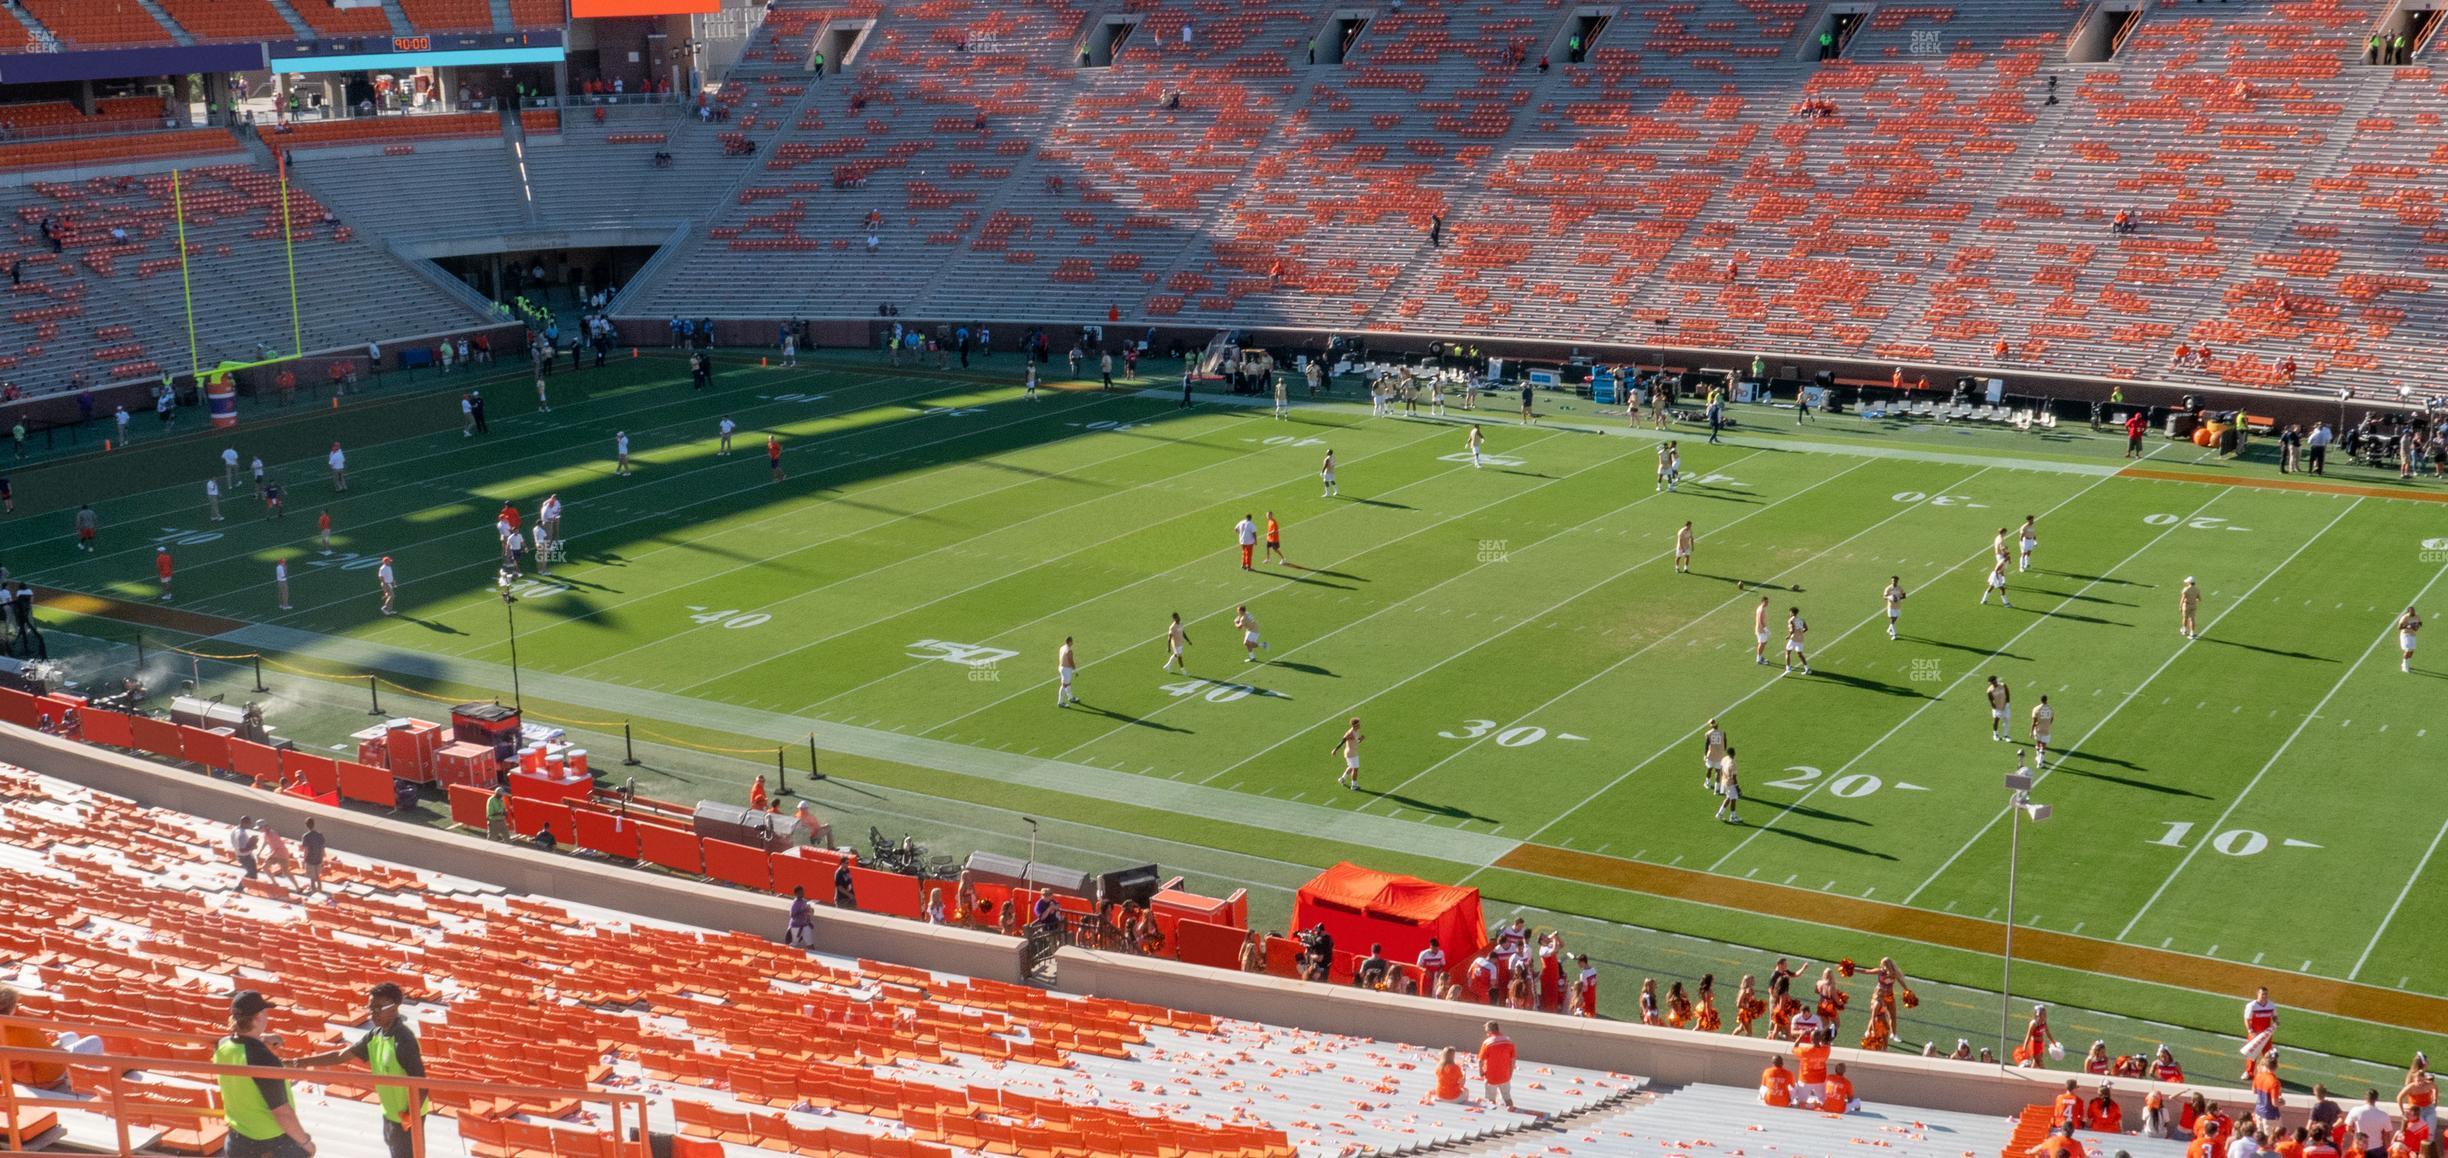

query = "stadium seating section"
[
  {"left": 399, "top": 0, "right": 500, "bottom": 34},
  {"left": 155, "top": 0, "right": 298, "bottom": 42},
  {"left": 608, "top": 0, "right": 2448, "bottom": 399},
  {"left": 0, "top": 0, "right": 2445, "bottom": 399},
  {"left": 0, "top": 762, "right": 1651, "bottom": 1156},
  {"left": 0, "top": 157, "right": 482, "bottom": 379},
  {"left": 284, "top": 0, "right": 396, "bottom": 38},
  {"left": 15, "top": 0, "right": 174, "bottom": 46}
]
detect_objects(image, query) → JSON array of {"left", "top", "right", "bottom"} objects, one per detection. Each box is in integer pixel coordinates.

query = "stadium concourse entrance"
[{"left": 434, "top": 245, "right": 659, "bottom": 319}]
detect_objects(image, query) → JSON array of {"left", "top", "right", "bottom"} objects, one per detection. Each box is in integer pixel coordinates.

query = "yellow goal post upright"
[{"left": 168, "top": 151, "right": 307, "bottom": 389}]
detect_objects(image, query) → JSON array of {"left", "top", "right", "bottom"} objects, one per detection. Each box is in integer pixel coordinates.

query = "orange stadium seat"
[
  {"left": 155, "top": 0, "right": 293, "bottom": 40},
  {"left": 398, "top": 0, "right": 496, "bottom": 31},
  {"left": 284, "top": 0, "right": 394, "bottom": 36},
  {"left": 17, "top": 0, "right": 172, "bottom": 44}
]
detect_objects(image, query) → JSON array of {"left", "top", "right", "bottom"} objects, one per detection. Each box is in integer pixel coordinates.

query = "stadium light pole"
[
  {"left": 496, "top": 570, "right": 523, "bottom": 712},
  {"left": 1999, "top": 762, "right": 2049, "bottom": 1061}
]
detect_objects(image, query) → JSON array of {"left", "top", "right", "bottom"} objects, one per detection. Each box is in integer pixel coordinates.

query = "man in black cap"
[
  {"left": 297, "top": 983, "right": 427, "bottom": 1158},
  {"left": 215, "top": 990, "right": 316, "bottom": 1156}
]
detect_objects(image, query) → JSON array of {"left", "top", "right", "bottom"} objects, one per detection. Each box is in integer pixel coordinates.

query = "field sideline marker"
[
  {"left": 1900, "top": 496, "right": 2365, "bottom": 906},
  {"left": 2116, "top": 555, "right": 2448, "bottom": 942}
]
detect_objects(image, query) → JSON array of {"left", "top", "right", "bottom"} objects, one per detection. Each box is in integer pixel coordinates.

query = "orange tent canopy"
[{"left": 1292, "top": 862, "right": 1490, "bottom": 966}]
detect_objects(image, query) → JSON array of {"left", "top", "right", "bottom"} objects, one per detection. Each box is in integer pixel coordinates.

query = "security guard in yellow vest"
[
  {"left": 297, "top": 983, "right": 427, "bottom": 1158},
  {"left": 215, "top": 990, "right": 315, "bottom": 1157}
]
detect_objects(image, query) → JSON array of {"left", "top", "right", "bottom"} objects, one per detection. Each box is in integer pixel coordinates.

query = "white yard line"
[
  {"left": 1900, "top": 497, "right": 2364, "bottom": 906},
  {"left": 1493, "top": 461, "right": 2143, "bottom": 856},
  {"left": 670, "top": 421, "right": 1456, "bottom": 699},
  {"left": 1060, "top": 446, "right": 1787, "bottom": 771},
  {"left": 1191, "top": 455, "right": 1866, "bottom": 790},
  {"left": 1360, "top": 461, "right": 1970, "bottom": 809},
  {"left": 221, "top": 386, "right": 1126, "bottom": 627},
  {"left": 39, "top": 362, "right": 893, "bottom": 578},
  {"left": 2351, "top": 814, "right": 2448, "bottom": 980},
  {"left": 1702, "top": 487, "right": 2229, "bottom": 874},
  {"left": 807, "top": 424, "right": 1537, "bottom": 722},
  {"left": 546, "top": 411, "right": 1268, "bottom": 673},
  {"left": 2115, "top": 557, "right": 2448, "bottom": 942}
]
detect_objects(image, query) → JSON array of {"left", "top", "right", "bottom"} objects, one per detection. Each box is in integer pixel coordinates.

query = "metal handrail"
[{"left": 0, "top": 1019, "right": 650, "bottom": 1158}]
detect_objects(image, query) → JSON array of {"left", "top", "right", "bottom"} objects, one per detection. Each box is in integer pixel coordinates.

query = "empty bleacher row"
[
  {"left": 0, "top": 0, "right": 559, "bottom": 47},
  {"left": 0, "top": 762, "right": 1643, "bottom": 1156},
  {"left": 0, "top": 156, "right": 486, "bottom": 381},
  {"left": 591, "top": 0, "right": 2448, "bottom": 400}
]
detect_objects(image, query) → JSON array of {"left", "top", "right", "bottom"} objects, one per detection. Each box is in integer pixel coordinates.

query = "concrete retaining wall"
[
  {"left": 5, "top": 722, "right": 2322, "bottom": 1130},
  {"left": 0, "top": 725, "right": 1025, "bottom": 986}
]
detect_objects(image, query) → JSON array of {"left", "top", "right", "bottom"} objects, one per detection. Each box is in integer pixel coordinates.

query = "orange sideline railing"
[{"left": 0, "top": 1013, "right": 651, "bottom": 1158}]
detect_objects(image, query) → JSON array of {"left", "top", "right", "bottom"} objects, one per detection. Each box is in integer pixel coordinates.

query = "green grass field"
[{"left": 9, "top": 351, "right": 2445, "bottom": 1085}]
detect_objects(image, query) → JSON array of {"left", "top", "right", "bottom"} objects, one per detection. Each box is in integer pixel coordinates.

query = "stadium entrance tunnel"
[
  {"left": 1805, "top": 4, "right": 1870, "bottom": 62},
  {"left": 1075, "top": 14, "right": 1143, "bottom": 69},
  {"left": 2068, "top": 0, "right": 2150, "bottom": 63},
  {"left": 1551, "top": 8, "right": 1614, "bottom": 66},
  {"left": 431, "top": 243, "right": 662, "bottom": 319},
  {"left": 812, "top": 19, "right": 873, "bottom": 75},
  {"left": 2372, "top": 1, "right": 2444, "bottom": 63},
  {"left": 1310, "top": 10, "right": 1373, "bottom": 66}
]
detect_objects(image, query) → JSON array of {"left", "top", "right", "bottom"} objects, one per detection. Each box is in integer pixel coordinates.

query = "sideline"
[
  {"left": 1498, "top": 843, "right": 2448, "bottom": 1035},
  {"left": 2118, "top": 466, "right": 2448, "bottom": 503}
]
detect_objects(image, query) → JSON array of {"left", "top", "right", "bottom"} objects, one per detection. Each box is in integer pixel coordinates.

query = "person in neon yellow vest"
[
  {"left": 215, "top": 990, "right": 315, "bottom": 1157},
  {"left": 297, "top": 983, "right": 427, "bottom": 1158}
]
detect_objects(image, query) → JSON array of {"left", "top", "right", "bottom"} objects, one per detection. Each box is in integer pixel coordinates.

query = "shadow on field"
[
  {"left": 2198, "top": 637, "right": 2336, "bottom": 663},
  {"left": 402, "top": 616, "right": 466, "bottom": 635},
  {"left": 1270, "top": 661, "right": 1337, "bottom": 677},
  {"left": 1691, "top": 574, "right": 1791, "bottom": 590},
  {"left": 976, "top": 459, "right": 1114, "bottom": 486},
  {"left": 2055, "top": 573, "right": 2148, "bottom": 587},
  {"left": 2053, "top": 591, "right": 2134, "bottom": 607},
  {"left": 1348, "top": 498, "right": 1413, "bottom": 510},
  {"left": 1779, "top": 800, "right": 1873, "bottom": 827},
  {"left": 1745, "top": 824, "right": 1897, "bottom": 861},
  {"left": 2052, "top": 746, "right": 2145, "bottom": 771},
  {"left": 2038, "top": 608, "right": 2128, "bottom": 627},
  {"left": 1268, "top": 572, "right": 1356, "bottom": 592},
  {"left": 1361, "top": 788, "right": 1498, "bottom": 825},
  {"left": 1067, "top": 702, "right": 1193, "bottom": 733},
  {"left": 2053, "top": 762, "right": 2209, "bottom": 799},
  {"left": 825, "top": 495, "right": 941, "bottom": 522},
  {"left": 1287, "top": 565, "right": 1365, "bottom": 581},
  {"left": 1811, "top": 670, "right": 1923, "bottom": 698}
]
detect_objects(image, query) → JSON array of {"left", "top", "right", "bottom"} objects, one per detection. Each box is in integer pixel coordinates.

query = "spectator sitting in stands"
[
  {"left": 1433, "top": 1047, "right": 1466, "bottom": 1102},
  {"left": 652, "top": 150, "right": 673, "bottom": 168},
  {"left": 1, "top": 984, "right": 93, "bottom": 1092}
]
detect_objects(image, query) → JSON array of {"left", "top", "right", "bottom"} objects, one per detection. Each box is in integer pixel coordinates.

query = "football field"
[{"left": 10, "top": 352, "right": 2446, "bottom": 1073}]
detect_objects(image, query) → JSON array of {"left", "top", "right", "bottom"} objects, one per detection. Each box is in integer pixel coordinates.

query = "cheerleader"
[
  {"left": 1768, "top": 974, "right": 1799, "bottom": 1040},
  {"left": 1874, "top": 957, "right": 1914, "bottom": 1024},
  {"left": 2018, "top": 1004, "right": 2060, "bottom": 1068},
  {"left": 1814, "top": 966, "right": 1849, "bottom": 1033},
  {"left": 1664, "top": 981, "right": 1692, "bottom": 1029},
  {"left": 1575, "top": 954, "right": 1600, "bottom": 1018},
  {"left": 2151, "top": 1044, "right": 2184, "bottom": 1082},
  {"left": 1696, "top": 974, "right": 1723, "bottom": 1033},
  {"left": 1858, "top": 997, "right": 1895, "bottom": 1053},
  {"left": 1537, "top": 932, "right": 1566, "bottom": 1013},
  {"left": 1734, "top": 975, "right": 1766, "bottom": 1036},
  {"left": 1638, "top": 978, "right": 1662, "bottom": 1025},
  {"left": 2083, "top": 1040, "right": 2114, "bottom": 1076}
]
